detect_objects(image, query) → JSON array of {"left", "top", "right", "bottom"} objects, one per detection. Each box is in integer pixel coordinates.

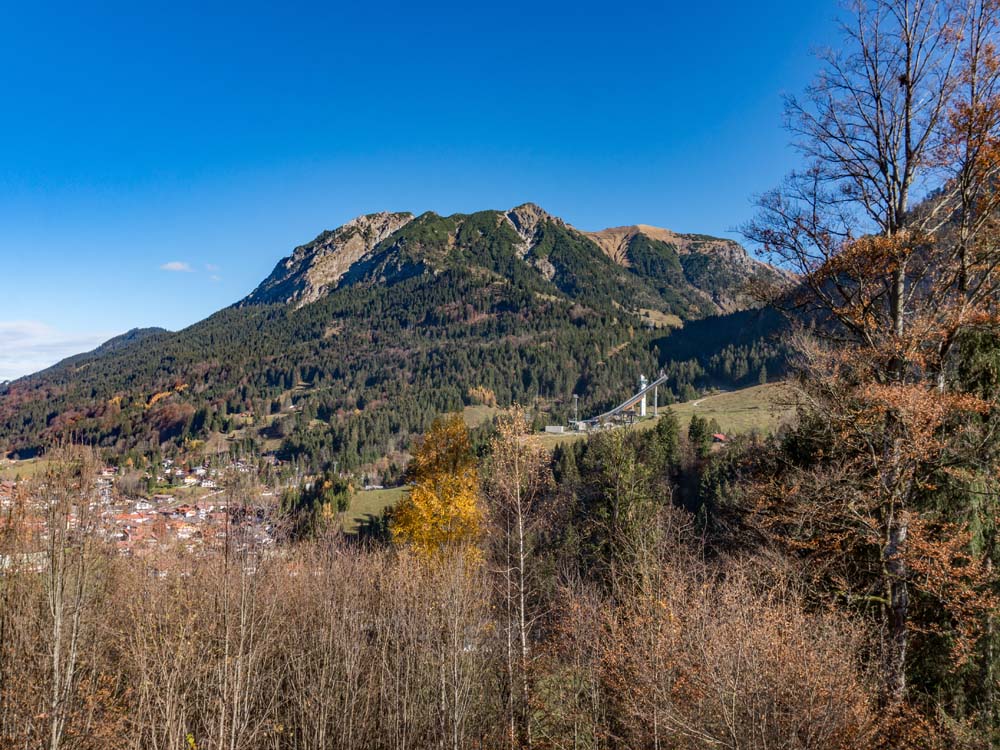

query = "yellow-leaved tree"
[{"left": 391, "top": 414, "right": 482, "bottom": 558}]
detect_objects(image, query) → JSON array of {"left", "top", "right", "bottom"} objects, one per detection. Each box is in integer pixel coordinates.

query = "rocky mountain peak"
[
  {"left": 586, "top": 223, "right": 756, "bottom": 264},
  {"left": 243, "top": 211, "right": 413, "bottom": 307},
  {"left": 339, "top": 211, "right": 415, "bottom": 246},
  {"left": 504, "top": 203, "right": 564, "bottom": 256}
]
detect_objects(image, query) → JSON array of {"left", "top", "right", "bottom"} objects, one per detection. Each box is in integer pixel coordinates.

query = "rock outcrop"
[
  {"left": 504, "top": 202, "right": 564, "bottom": 257},
  {"left": 243, "top": 211, "right": 414, "bottom": 307}
]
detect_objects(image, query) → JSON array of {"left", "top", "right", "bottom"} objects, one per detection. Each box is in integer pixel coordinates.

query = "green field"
[
  {"left": 665, "top": 382, "right": 797, "bottom": 435},
  {"left": 0, "top": 458, "right": 50, "bottom": 481},
  {"left": 536, "top": 381, "right": 798, "bottom": 450},
  {"left": 343, "top": 486, "right": 407, "bottom": 534},
  {"left": 462, "top": 404, "right": 499, "bottom": 428}
]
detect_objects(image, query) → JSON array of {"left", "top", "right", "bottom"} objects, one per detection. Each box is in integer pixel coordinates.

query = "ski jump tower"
[{"left": 578, "top": 370, "right": 668, "bottom": 429}]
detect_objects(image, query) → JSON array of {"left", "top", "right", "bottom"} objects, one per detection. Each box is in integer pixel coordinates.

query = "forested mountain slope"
[{"left": 0, "top": 204, "right": 787, "bottom": 475}]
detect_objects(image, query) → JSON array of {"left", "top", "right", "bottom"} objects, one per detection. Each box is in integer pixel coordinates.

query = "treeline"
[{"left": 0, "top": 270, "right": 655, "bottom": 467}]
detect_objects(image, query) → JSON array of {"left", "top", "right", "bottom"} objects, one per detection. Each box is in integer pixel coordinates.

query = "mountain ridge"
[{"left": 240, "top": 203, "right": 783, "bottom": 316}]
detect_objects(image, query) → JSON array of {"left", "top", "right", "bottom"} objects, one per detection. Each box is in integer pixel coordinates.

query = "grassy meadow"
[{"left": 535, "top": 381, "right": 798, "bottom": 450}]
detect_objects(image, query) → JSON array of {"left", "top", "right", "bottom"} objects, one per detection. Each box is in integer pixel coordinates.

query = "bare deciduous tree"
[{"left": 484, "top": 407, "right": 552, "bottom": 750}]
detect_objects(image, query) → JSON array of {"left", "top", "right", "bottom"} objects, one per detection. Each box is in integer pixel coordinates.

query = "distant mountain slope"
[
  {"left": 53, "top": 327, "right": 172, "bottom": 368},
  {"left": 584, "top": 224, "right": 784, "bottom": 314},
  {"left": 0, "top": 204, "right": 790, "bottom": 474}
]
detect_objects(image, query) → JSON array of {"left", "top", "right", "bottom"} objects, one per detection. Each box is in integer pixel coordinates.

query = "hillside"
[
  {"left": 0, "top": 204, "right": 789, "bottom": 476},
  {"left": 583, "top": 224, "right": 778, "bottom": 313}
]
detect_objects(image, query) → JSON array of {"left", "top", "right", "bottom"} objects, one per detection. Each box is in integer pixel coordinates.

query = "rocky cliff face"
[{"left": 242, "top": 211, "right": 414, "bottom": 307}]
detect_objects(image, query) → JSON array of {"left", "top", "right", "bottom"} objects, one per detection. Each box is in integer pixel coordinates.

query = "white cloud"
[
  {"left": 160, "top": 261, "right": 193, "bottom": 272},
  {"left": 0, "top": 321, "right": 111, "bottom": 382},
  {"left": 205, "top": 263, "right": 220, "bottom": 272}
]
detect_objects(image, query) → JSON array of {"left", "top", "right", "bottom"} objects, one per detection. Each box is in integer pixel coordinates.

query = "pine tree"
[{"left": 688, "top": 415, "right": 712, "bottom": 459}]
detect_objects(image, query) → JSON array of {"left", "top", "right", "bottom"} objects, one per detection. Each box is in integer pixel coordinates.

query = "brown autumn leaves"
[
  {"left": 0, "top": 417, "right": 879, "bottom": 750},
  {"left": 740, "top": 0, "right": 1000, "bottom": 741}
]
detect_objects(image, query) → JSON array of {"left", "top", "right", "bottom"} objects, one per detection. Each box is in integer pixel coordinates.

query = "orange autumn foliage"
[{"left": 391, "top": 414, "right": 482, "bottom": 559}]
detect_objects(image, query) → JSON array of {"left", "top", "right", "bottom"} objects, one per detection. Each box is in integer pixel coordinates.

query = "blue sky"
[{"left": 0, "top": 0, "right": 839, "bottom": 380}]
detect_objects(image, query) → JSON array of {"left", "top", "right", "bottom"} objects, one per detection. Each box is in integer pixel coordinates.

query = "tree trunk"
[
  {"left": 885, "top": 513, "right": 909, "bottom": 705},
  {"left": 516, "top": 496, "right": 531, "bottom": 750}
]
